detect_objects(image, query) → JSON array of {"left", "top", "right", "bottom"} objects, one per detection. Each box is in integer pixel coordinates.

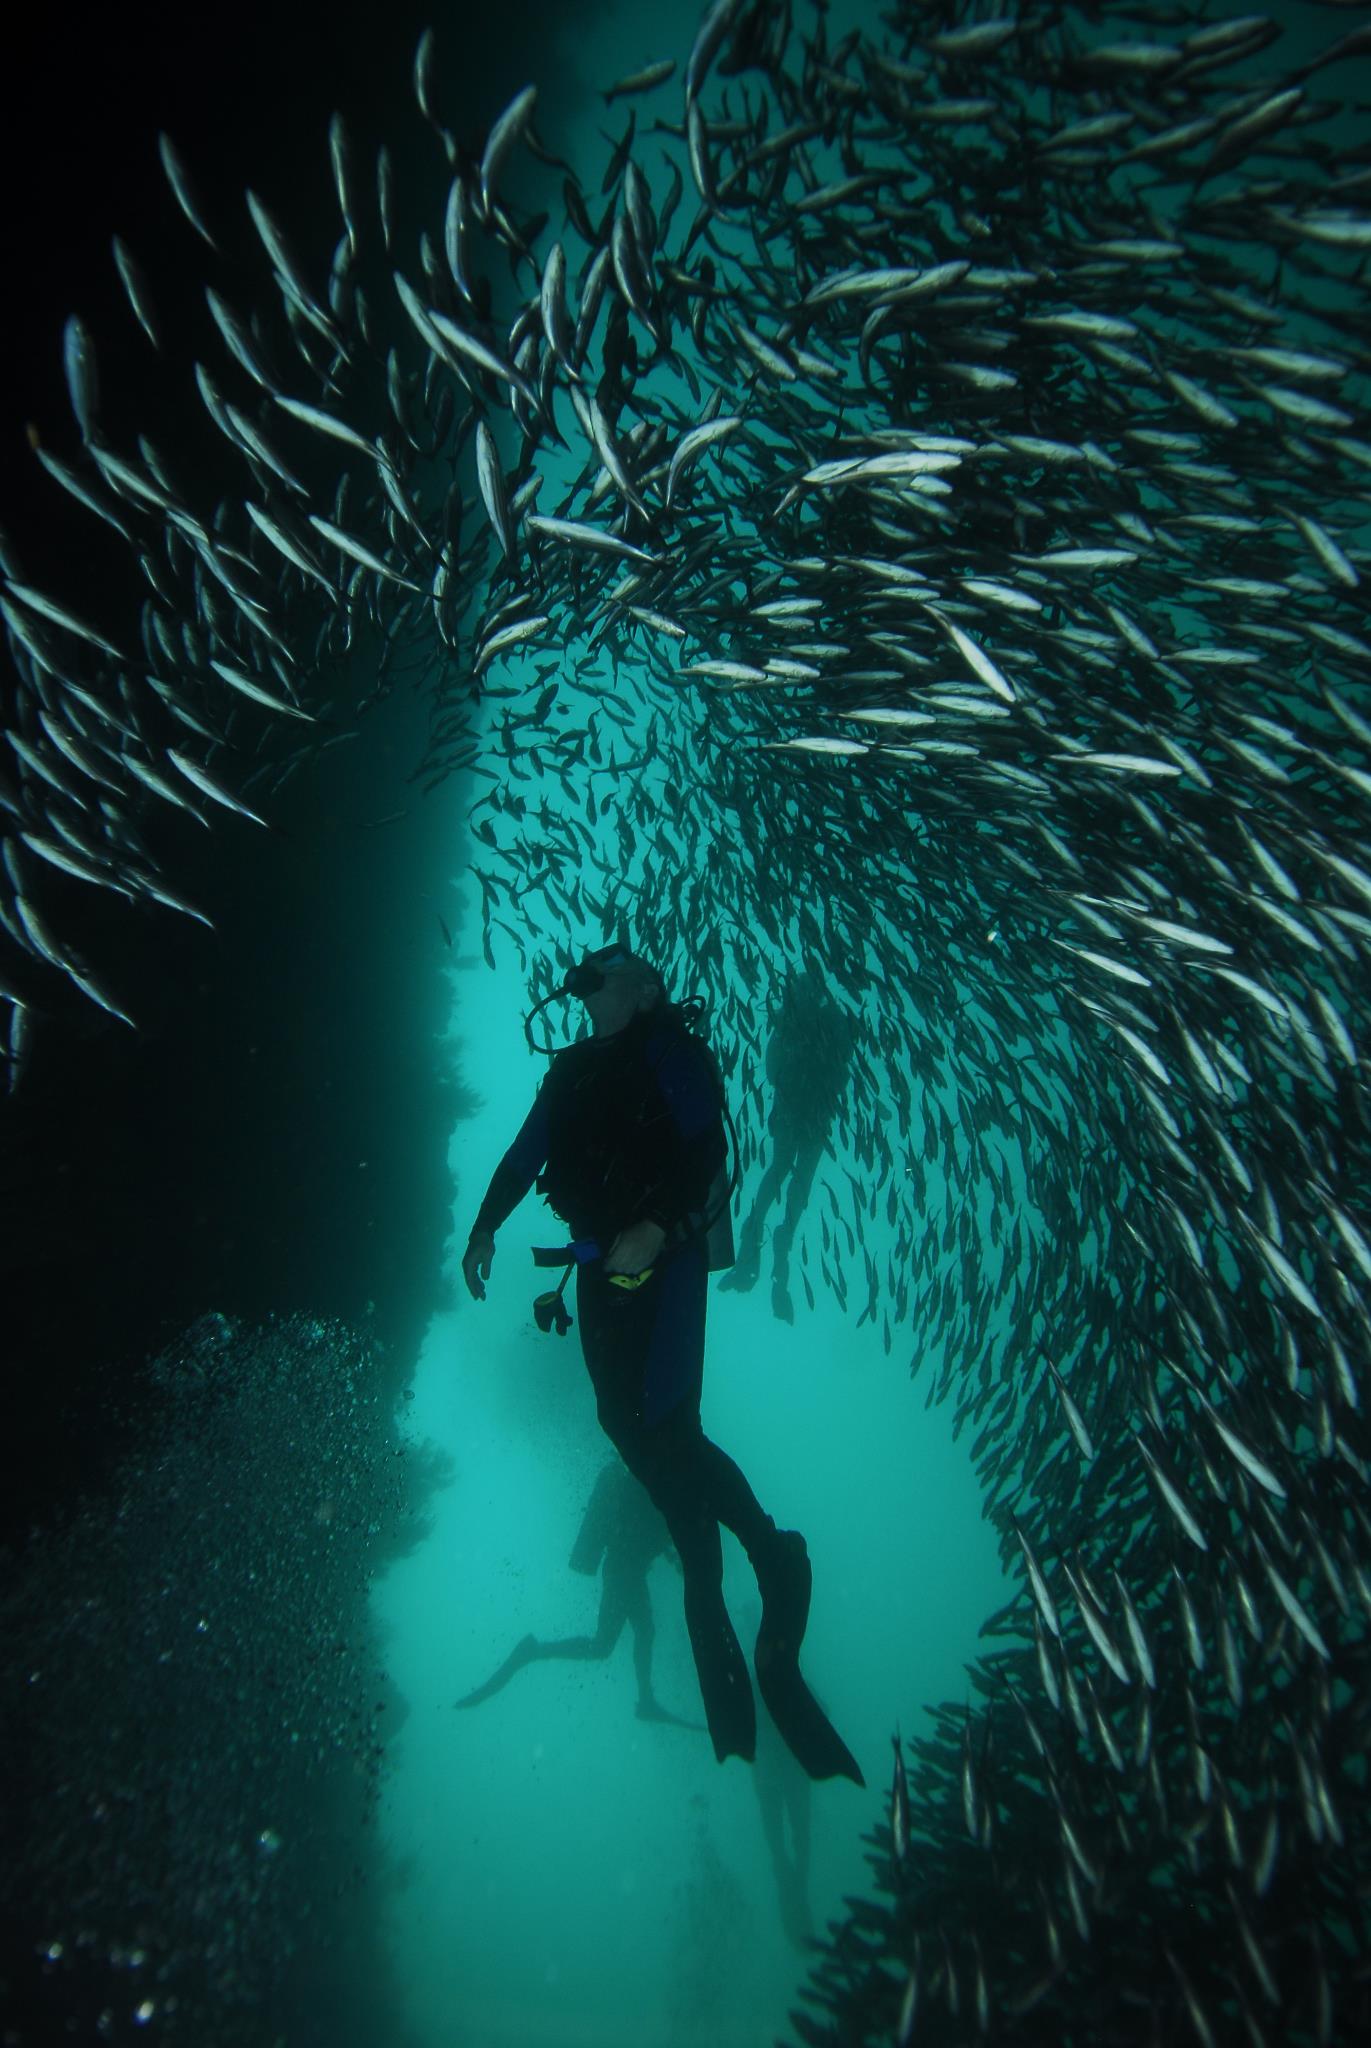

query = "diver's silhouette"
[
  {"left": 462, "top": 942, "right": 865, "bottom": 1788},
  {"left": 454, "top": 1459, "right": 697, "bottom": 1726},
  {"left": 720, "top": 966, "right": 858, "bottom": 1321}
]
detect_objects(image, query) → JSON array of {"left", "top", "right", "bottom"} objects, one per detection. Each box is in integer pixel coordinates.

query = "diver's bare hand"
[
  {"left": 463, "top": 1231, "right": 495, "bottom": 1301},
  {"left": 604, "top": 1220, "right": 666, "bottom": 1276}
]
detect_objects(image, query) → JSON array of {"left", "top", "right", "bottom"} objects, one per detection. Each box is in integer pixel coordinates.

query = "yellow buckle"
[{"left": 608, "top": 1268, "right": 654, "bottom": 1291}]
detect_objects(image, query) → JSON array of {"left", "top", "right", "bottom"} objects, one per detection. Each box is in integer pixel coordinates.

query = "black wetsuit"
[{"left": 471, "top": 1005, "right": 784, "bottom": 1764}]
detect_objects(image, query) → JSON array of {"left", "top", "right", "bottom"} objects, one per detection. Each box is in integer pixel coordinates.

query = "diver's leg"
[
  {"left": 650, "top": 1286, "right": 862, "bottom": 1784},
  {"left": 639, "top": 1249, "right": 796, "bottom": 1572},
  {"left": 784, "top": 1776, "right": 814, "bottom": 1940},
  {"left": 644, "top": 1415, "right": 859, "bottom": 1781},
  {"left": 759, "top": 1757, "right": 814, "bottom": 1947},
  {"left": 589, "top": 1246, "right": 851, "bottom": 1782},
  {"left": 621, "top": 1420, "right": 754, "bottom": 1761},
  {"left": 658, "top": 1488, "right": 755, "bottom": 1763},
  {"left": 593, "top": 1576, "right": 630, "bottom": 1659},
  {"left": 456, "top": 1586, "right": 626, "bottom": 1703},
  {"left": 753, "top": 1766, "right": 790, "bottom": 1909},
  {"left": 776, "top": 1130, "right": 825, "bottom": 1261},
  {"left": 792, "top": 1780, "right": 812, "bottom": 1887},
  {"left": 719, "top": 1131, "right": 792, "bottom": 1291},
  {"left": 684, "top": 1427, "right": 782, "bottom": 1561},
  {"left": 588, "top": 1252, "right": 755, "bottom": 1763},
  {"left": 772, "top": 1131, "right": 825, "bottom": 1323},
  {"left": 523, "top": 1577, "right": 629, "bottom": 1666},
  {"left": 453, "top": 1634, "right": 542, "bottom": 1708},
  {"left": 630, "top": 1256, "right": 863, "bottom": 1787},
  {"left": 620, "top": 1573, "right": 659, "bottom": 1713}
]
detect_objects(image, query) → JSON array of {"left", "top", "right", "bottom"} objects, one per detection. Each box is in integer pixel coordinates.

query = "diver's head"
[
  {"left": 523, "top": 940, "right": 669, "bottom": 1054},
  {"left": 573, "top": 944, "right": 664, "bottom": 1039}
]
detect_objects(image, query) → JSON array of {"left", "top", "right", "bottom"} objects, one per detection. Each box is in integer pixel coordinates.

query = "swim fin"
[
  {"left": 454, "top": 1633, "right": 540, "bottom": 1708},
  {"left": 690, "top": 1603, "right": 757, "bottom": 1764},
  {"left": 754, "top": 1531, "right": 865, "bottom": 1787}
]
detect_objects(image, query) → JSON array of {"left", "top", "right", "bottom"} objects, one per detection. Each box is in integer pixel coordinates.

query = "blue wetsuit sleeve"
[
  {"left": 639, "top": 1037, "right": 727, "bottom": 1235},
  {"left": 471, "top": 1085, "right": 551, "bottom": 1238}
]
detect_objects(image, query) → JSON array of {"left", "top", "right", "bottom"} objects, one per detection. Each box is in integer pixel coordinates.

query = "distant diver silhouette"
[
  {"left": 455, "top": 1459, "right": 698, "bottom": 1727},
  {"left": 720, "top": 965, "right": 859, "bottom": 1322}
]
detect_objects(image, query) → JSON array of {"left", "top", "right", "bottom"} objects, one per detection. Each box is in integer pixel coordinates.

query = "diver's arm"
[{"left": 470, "top": 1087, "right": 551, "bottom": 1240}]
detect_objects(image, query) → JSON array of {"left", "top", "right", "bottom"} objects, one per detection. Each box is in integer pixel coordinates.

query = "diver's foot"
[
  {"left": 454, "top": 1634, "right": 538, "bottom": 1708},
  {"left": 719, "top": 1258, "right": 759, "bottom": 1293},
  {"left": 636, "top": 1698, "right": 707, "bottom": 1733},
  {"left": 772, "top": 1278, "right": 795, "bottom": 1323}
]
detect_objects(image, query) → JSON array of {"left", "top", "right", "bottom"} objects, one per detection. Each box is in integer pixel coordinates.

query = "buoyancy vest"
[{"left": 534, "top": 1009, "right": 728, "bottom": 1252}]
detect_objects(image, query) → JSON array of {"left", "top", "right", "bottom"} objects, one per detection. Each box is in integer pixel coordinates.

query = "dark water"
[{"left": 0, "top": 7, "right": 549, "bottom": 2041}]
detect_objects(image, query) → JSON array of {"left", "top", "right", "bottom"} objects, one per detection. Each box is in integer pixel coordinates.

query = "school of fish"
[{"left": 3, "top": 0, "right": 1371, "bottom": 2040}]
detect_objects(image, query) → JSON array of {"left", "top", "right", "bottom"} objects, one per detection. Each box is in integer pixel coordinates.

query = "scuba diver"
[
  {"left": 720, "top": 964, "right": 860, "bottom": 1321},
  {"left": 454, "top": 1457, "right": 697, "bottom": 1727},
  {"left": 461, "top": 941, "right": 863, "bottom": 1788}
]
